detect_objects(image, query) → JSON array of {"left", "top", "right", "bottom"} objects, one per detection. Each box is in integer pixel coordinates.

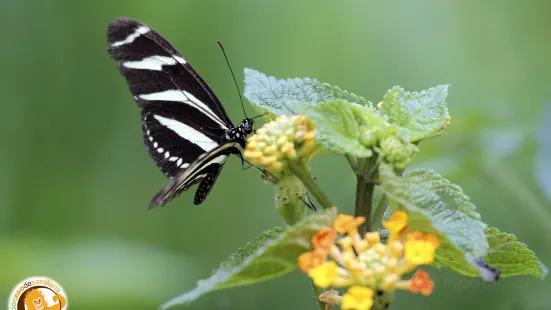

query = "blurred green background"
[{"left": 1, "top": 0, "right": 550, "bottom": 309}]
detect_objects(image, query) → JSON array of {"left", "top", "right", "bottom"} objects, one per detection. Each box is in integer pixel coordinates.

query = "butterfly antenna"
[
  {"left": 217, "top": 40, "right": 248, "bottom": 119},
  {"left": 251, "top": 113, "right": 267, "bottom": 120}
]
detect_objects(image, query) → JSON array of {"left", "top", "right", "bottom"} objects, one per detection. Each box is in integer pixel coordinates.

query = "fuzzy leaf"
[
  {"left": 243, "top": 68, "right": 371, "bottom": 119},
  {"left": 378, "top": 164, "right": 489, "bottom": 275},
  {"left": 381, "top": 166, "right": 547, "bottom": 280},
  {"left": 380, "top": 85, "right": 450, "bottom": 142},
  {"left": 404, "top": 169, "right": 488, "bottom": 256},
  {"left": 477, "top": 227, "right": 546, "bottom": 278},
  {"left": 292, "top": 100, "right": 373, "bottom": 156},
  {"left": 436, "top": 227, "right": 548, "bottom": 279},
  {"left": 160, "top": 207, "right": 338, "bottom": 309}
]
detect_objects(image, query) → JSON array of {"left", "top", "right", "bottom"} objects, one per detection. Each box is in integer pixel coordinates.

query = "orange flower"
[
  {"left": 333, "top": 214, "right": 365, "bottom": 234},
  {"left": 409, "top": 269, "right": 434, "bottom": 296},
  {"left": 425, "top": 234, "right": 440, "bottom": 248},
  {"left": 312, "top": 228, "right": 337, "bottom": 252},
  {"left": 298, "top": 250, "right": 327, "bottom": 272},
  {"left": 382, "top": 211, "right": 408, "bottom": 236}
]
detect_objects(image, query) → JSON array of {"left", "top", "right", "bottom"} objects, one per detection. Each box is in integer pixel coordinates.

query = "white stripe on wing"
[
  {"left": 110, "top": 26, "right": 150, "bottom": 47},
  {"left": 140, "top": 90, "right": 228, "bottom": 128},
  {"left": 153, "top": 114, "right": 219, "bottom": 152}
]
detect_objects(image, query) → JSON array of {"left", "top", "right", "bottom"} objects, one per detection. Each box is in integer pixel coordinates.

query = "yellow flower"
[
  {"left": 308, "top": 261, "right": 340, "bottom": 288},
  {"left": 404, "top": 232, "right": 439, "bottom": 265},
  {"left": 382, "top": 211, "right": 408, "bottom": 236},
  {"left": 333, "top": 214, "right": 365, "bottom": 234},
  {"left": 299, "top": 212, "right": 439, "bottom": 306},
  {"left": 341, "top": 286, "right": 374, "bottom": 310}
]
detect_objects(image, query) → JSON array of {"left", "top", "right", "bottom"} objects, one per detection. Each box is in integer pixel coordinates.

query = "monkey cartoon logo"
[{"left": 8, "top": 277, "right": 68, "bottom": 310}]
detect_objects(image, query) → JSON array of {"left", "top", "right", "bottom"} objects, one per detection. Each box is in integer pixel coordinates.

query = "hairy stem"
[
  {"left": 287, "top": 161, "right": 332, "bottom": 309},
  {"left": 354, "top": 174, "right": 375, "bottom": 234},
  {"left": 309, "top": 280, "right": 325, "bottom": 310},
  {"left": 289, "top": 160, "right": 334, "bottom": 210},
  {"left": 275, "top": 174, "right": 309, "bottom": 225}
]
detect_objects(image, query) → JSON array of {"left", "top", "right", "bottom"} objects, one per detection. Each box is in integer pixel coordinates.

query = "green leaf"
[
  {"left": 380, "top": 85, "right": 450, "bottom": 142},
  {"left": 404, "top": 169, "right": 488, "bottom": 256},
  {"left": 481, "top": 227, "right": 546, "bottom": 278},
  {"left": 243, "top": 68, "right": 371, "bottom": 119},
  {"left": 292, "top": 100, "right": 373, "bottom": 157},
  {"left": 381, "top": 166, "right": 547, "bottom": 280},
  {"left": 435, "top": 227, "right": 548, "bottom": 279},
  {"left": 378, "top": 164, "right": 489, "bottom": 275},
  {"left": 160, "top": 207, "right": 338, "bottom": 309}
]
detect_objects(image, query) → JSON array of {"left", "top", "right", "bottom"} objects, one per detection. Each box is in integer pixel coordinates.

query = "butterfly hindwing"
[
  {"left": 141, "top": 110, "right": 219, "bottom": 178},
  {"left": 107, "top": 17, "right": 245, "bottom": 205},
  {"left": 149, "top": 142, "right": 240, "bottom": 208}
]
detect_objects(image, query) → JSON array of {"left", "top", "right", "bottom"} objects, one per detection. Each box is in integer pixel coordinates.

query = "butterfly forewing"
[
  {"left": 107, "top": 17, "right": 244, "bottom": 206},
  {"left": 107, "top": 18, "right": 233, "bottom": 127}
]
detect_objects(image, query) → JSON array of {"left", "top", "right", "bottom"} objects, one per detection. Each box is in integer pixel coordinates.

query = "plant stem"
[
  {"left": 309, "top": 280, "right": 325, "bottom": 310},
  {"left": 371, "top": 194, "right": 388, "bottom": 226},
  {"left": 370, "top": 167, "right": 404, "bottom": 228},
  {"left": 289, "top": 160, "right": 334, "bottom": 210},
  {"left": 275, "top": 174, "right": 309, "bottom": 225},
  {"left": 286, "top": 162, "right": 328, "bottom": 310},
  {"left": 345, "top": 154, "right": 358, "bottom": 171},
  {"left": 354, "top": 174, "right": 375, "bottom": 234}
]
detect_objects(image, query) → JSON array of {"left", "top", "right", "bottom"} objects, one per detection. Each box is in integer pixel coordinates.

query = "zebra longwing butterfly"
[{"left": 107, "top": 18, "right": 254, "bottom": 208}]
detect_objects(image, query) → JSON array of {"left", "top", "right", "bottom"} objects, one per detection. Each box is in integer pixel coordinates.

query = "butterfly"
[{"left": 107, "top": 18, "right": 254, "bottom": 208}]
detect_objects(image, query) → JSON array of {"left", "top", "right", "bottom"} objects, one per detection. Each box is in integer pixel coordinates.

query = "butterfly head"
[{"left": 241, "top": 118, "right": 254, "bottom": 135}]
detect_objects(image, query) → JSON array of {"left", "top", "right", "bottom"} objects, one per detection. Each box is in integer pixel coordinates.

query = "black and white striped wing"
[
  {"left": 107, "top": 18, "right": 237, "bottom": 205},
  {"left": 150, "top": 142, "right": 241, "bottom": 208}
]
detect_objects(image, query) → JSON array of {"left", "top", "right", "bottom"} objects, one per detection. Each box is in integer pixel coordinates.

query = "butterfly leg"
[
  {"left": 235, "top": 152, "right": 270, "bottom": 176},
  {"left": 235, "top": 152, "right": 255, "bottom": 170}
]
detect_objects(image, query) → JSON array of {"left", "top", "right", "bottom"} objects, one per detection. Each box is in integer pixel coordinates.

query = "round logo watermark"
[{"left": 8, "top": 277, "right": 68, "bottom": 310}]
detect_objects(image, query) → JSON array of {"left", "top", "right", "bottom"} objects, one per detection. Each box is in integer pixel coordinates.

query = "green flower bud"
[{"left": 378, "top": 136, "right": 419, "bottom": 169}]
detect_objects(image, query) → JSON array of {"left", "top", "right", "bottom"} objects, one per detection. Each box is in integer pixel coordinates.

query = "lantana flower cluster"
[
  {"left": 243, "top": 115, "right": 317, "bottom": 176},
  {"left": 298, "top": 211, "right": 439, "bottom": 310}
]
